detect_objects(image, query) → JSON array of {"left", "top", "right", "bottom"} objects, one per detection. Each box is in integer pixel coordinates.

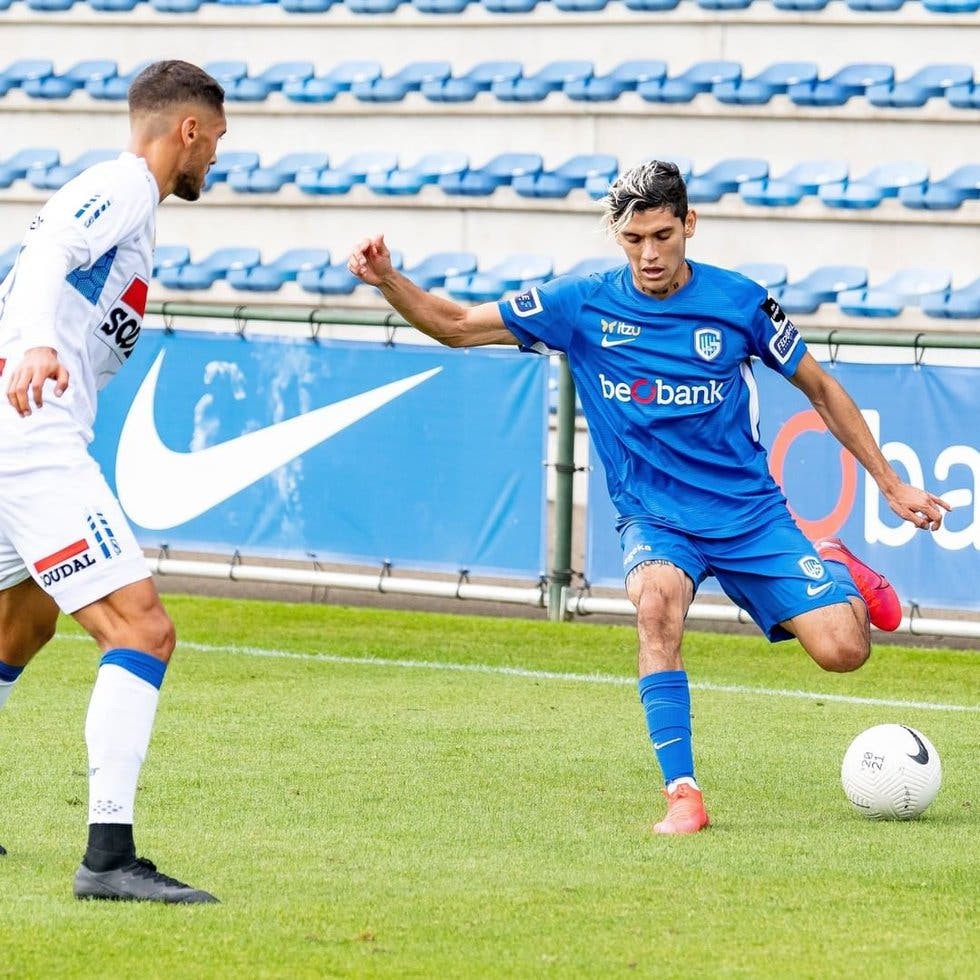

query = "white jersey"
[{"left": 0, "top": 152, "right": 158, "bottom": 444}]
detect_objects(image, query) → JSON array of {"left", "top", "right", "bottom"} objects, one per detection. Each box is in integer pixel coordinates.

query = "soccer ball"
[{"left": 840, "top": 724, "right": 942, "bottom": 820}]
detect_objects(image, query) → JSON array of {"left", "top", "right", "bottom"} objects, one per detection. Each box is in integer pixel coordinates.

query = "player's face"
[
  {"left": 173, "top": 108, "right": 227, "bottom": 202},
  {"left": 616, "top": 207, "right": 696, "bottom": 298}
]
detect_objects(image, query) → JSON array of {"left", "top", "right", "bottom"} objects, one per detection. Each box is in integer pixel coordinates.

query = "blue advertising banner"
[
  {"left": 586, "top": 359, "right": 980, "bottom": 611},
  {"left": 90, "top": 329, "right": 550, "bottom": 578}
]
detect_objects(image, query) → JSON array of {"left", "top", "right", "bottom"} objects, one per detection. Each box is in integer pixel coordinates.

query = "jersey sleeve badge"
[
  {"left": 762, "top": 295, "right": 801, "bottom": 364},
  {"left": 509, "top": 287, "right": 543, "bottom": 318}
]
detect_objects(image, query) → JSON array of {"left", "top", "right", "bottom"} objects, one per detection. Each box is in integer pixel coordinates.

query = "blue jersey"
[{"left": 498, "top": 260, "right": 808, "bottom": 537}]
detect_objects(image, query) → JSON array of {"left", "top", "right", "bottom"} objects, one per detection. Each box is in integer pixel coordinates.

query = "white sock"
[
  {"left": 667, "top": 776, "right": 700, "bottom": 793},
  {"left": 85, "top": 663, "right": 160, "bottom": 825},
  {"left": 0, "top": 679, "right": 16, "bottom": 711}
]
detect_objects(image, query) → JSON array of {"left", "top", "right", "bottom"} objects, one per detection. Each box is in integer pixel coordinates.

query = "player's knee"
[
  {"left": 813, "top": 636, "right": 870, "bottom": 673},
  {"left": 141, "top": 608, "right": 176, "bottom": 662}
]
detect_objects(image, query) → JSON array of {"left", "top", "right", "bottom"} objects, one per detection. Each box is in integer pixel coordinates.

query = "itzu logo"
[
  {"left": 694, "top": 327, "right": 722, "bottom": 362},
  {"left": 599, "top": 373, "right": 725, "bottom": 406},
  {"left": 33, "top": 538, "right": 97, "bottom": 587},
  {"left": 98, "top": 275, "right": 148, "bottom": 362},
  {"left": 798, "top": 556, "right": 824, "bottom": 580},
  {"left": 600, "top": 318, "right": 641, "bottom": 348}
]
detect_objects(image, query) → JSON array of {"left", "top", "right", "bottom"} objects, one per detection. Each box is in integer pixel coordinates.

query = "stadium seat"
[
  {"left": 28, "top": 149, "right": 117, "bottom": 190},
  {"left": 0, "top": 245, "right": 18, "bottom": 285},
  {"left": 945, "top": 81, "right": 980, "bottom": 109},
  {"left": 297, "top": 251, "right": 405, "bottom": 295},
  {"left": 86, "top": 62, "right": 153, "bottom": 100},
  {"left": 866, "top": 64, "right": 973, "bottom": 108},
  {"left": 224, "top": 62, "right": 315, "bottom": 101},
  {"left": 734, "top": 263, "right": 788, "bottom": 289},
  {"left": 22, "top": 60, "right": 117, "bottom": 100},
  {"left": 564, "top": 60, "right": 667, "bottom": 102},
  {"left": 922, "top": 0, "right": 979, "bottom": 9},
  {"left": 346, "top": 0, "right": 406, "bottom": 11},
  {"left": 280, "top": 0, "right": 342, "bottom": 9},
  {"left": 622, "top": 0, "right": 681, "bottom": 9},
  {"left": 351, "top": 62, "right": 452, "bottom": 102},
  {"left": 898, "top": 164, "right": 980, "bottom": 209},
  {"left": 686, "top": 158, "right": 768, "bottom": 203},
  {"left": 0, "top": 147, "right": 59, "bottom": 188},
  {"left": 283, "top": 61, "right": 382, "bottom": 102},
  {"left": 157, "top": 247, "right": 261, "bottom": 290},
  {"left": 0, "top": 60, "right": 54, "bottom": 97},
  {"left": 771, "top": 265, "right": 868, "bottom": 314},
  {"left": 205, "top": 152, "right": 260, "bottom": 188},
  {"left": 638, "top": 61, "right": 741, "bottom": 103},
  {"left": 482, "top": 0, "right": 545, "bottom": 11},
  {"left": 403, "top": 251, "right": 478, "bottom": 289},
  {"left": 818, "top": 162, "right": 929, "bottom": 209},
  {"left": 25, "top": 0, "right": 78, "bottom": 10},
  {"left": 585, "top": 155, "right": 693, "bottom": 200},
  {"left": 421, "top": 62, "right": 523, "bottom": 103},
  {"left": 89, "top": 0, "right": 147, "bottom": 9},
  {"left": 445, "top": 254, "right": 553, "bottom": 302},
  {"left": 296, "top": 151, "right": 398, "bottom": 194},
  {"left": 367, "top": 151, "right": 469, "bottom": 195},
  {"left": 837, "top": 268, "right": 952, "bottom": 318},
  {"left": 713, "top": 62, "right": 818, "bottom": 105},
  {"left": 226, "top": 248, "right": 332, "bottom": 292},
  {"left": 788, "top": 64, "right": 894, "bottom": 106},
  {"left": 772, "top": 0, "right": 830, "bottom": 7},
  {"left": 150, "top": 0, "right": 206, "bottom": 11},
  {"left": 413, "top": 0, "right": 474, "bottom": 13},
  {"left": 739, "top": 160, "right": 849, "bottom": 206},
  {"left": 227, "top": 152, "right": 330, "bottom": 193},
  {"left": 203, "top": 61, "right": 250, "bottom": 88},
  {"left": 845, "top": 0, "right": 905, "bottom": 9},
  {"left": 513, "top": 154, "right": 618, "bottom": 198},
  {"left": 438, "top": 153, "right": 544, "bottom": 196},
  {"left": 553, "top": 0, "right": 611, "bottom": 9},
  {"left": 921, "top": 278, "right": 980, "bottom": 319},
  {"left": 491, "top": 61, "right": 594, "bottom": 102},
  {"left": 152, "top": 245, "right": 191, "bottom": 278}
]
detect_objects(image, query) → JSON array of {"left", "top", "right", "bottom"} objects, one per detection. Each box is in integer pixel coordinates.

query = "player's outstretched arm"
[
  {"left": 348, "top": 234, "right": 517, "bottom": 348},
  {"left": 789, "top": 353, "right": 951, "bottom": 531}
]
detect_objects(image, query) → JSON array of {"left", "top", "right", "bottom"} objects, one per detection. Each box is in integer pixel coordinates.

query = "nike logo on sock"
[{"left": 653, "top": 737, "right": 683, "bottom": 751}]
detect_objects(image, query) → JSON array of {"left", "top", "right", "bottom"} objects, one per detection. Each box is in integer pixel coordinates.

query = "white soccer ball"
[{"left": 841, "top": 724, "right": 942, "bottom": 820}]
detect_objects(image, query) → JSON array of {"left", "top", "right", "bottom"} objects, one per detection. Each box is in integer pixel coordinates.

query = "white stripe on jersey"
[{"left": 741, "top": 359, "right": 761, "bottom": 443}]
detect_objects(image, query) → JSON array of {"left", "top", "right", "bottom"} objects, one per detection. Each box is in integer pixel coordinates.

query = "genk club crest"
[
  {"left": 798, "top": 556, "right": 824, "bottom": 580},
  {"left": 694, "top": 327, "right": 722, "bottom": 362}
]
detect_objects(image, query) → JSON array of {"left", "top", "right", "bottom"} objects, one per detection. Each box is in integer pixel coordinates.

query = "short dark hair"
[
  {"left": 128, "top": 60, "right": 225, "bottom": 115},
  {"left": 600, "top": 160, "right": 689, "bottom": 235}
]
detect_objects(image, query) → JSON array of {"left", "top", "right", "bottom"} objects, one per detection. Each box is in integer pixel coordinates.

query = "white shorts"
[{"left": 0, "top": 433, "right": 150, "bottom": 613}]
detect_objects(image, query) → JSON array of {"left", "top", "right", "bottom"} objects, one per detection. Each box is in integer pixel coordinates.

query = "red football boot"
[
  {"left": 653, "top": 783, "right": 710, "bottom": 836},
  {"left": 814, "top": 537, "right": 903, "bottom": 631}
]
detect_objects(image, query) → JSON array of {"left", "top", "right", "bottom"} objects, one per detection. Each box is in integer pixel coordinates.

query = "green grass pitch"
[{"left": 1, "top": 595, "right": 977, "bottom": 978}]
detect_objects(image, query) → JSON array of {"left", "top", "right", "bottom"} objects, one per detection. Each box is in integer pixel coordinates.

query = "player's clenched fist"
[
  {"left": 5, "top": 346, "right": 69, "bottom": 416},
  {"left": 348, "top": 234, "right": 393, "bottom": 287}
]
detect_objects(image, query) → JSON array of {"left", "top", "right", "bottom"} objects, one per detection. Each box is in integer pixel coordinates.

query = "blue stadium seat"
[
  {"left": 0, "top": 245, "right": 18, "bottom": 285},
  {"left": 559, "top": 257, "right": 622, "bottom": 278},
  {"left": 734, "top": 263, "right": 788, "bottom": 289},
  {"left": 899, "top": 164, "right": 980, "bottom": 209},
  {"left": 152, "top": 245, "right": 191, "bottom": 278},
  {"left": 227, "top": 152, "right": 330, "bottom": 193},
  {"left": 818, "top": 162, "right": 929, "bottom": 209},
  {"left": 297, "top": 251, "right": 404, "bottom": 296},
  {"left": 352, "top": 62, "right": 452, "bottom": 102},
  {"left": 205, "top": 152, "right": 261, "bottom": 188},
  {"left": 403, "top": 252, "right": 478, "bottom": 289},
  {"left": 413, "top": 0, "right": 474, "bottom": 11},
  {"left": 772, "top": 0, "right": 830, "bottom": 7},
  {"left": 225, "top": 62, "right": 315, "bottom": 101},
  {"left": 283, "top": 61, "right": 382, "bottom": 103},
  {"left": 157, "top": 247, "right": 261, "bottom": 290},
  {"left": 0, "top": 148, "right": 59, "bottom": 188},
  {"left": 695, "top": 0, "right": 752, "bottom": 8},
  {"left": 921, "top": 278, "right": 980, "bottom": 319},
  {"left": 945, "top": 81, "right": 980, "bottom": 109},
  {"left": 713, "top": 62, "right": 818, "bottom": 105},
  {"left": 28, "top": 149, "right": 117, "bottom": 190},
  {"left": 686, "top": 158, "right": 768, "bottom": 202},
  {"left": 584, "top": 155, "right": 693, "bottom": 200},
  {"left": 345, "top": 0, "right": 406, "bottom": 10},
  {"left": 295, "top": 151, "right": 398, "bottom": 194},
  {"left": 445, "top": 255, "right": 553, "bottom": 302},
  {"left": 22, "top": 60, "right": 117, "bottom": 100},
  {"left": 639, "top": 61, "right": 741, "bottom": 103},
  {"left": 622, "top": 0, "right": 681, "bottom": 9},
  {"left": 25, "top": 0, "right": 78, "bottom": 10},
  {"left": 150, "top": 0, "right": 206, "bottom": 11},
  {"left": 227, "top": 248, "right": 332, "bottom": 292},
  {"left": 513, "top": 154, "right": 618, "bottom": 198},
  {"left": 788, "top": 64, "right": 894, "bottom": 106},
  {"left": 922, "top": 0, "right": 979, "bottom": 9},
  {"left": 491, "top": 61, "right": 594, "bottom": 102},
  {"left": 482, "top": 0, "right": 545, "bottom": 10},
  {"left": 280, "top": 0, "right": 342, "bottom": 8},
  {"left": 367, "top": 151, "right": 469, "bottom": 195},
  {"left": 866, "top": 64, "right": 973, "bottom": 108},
  {"left": 553, "top": 0, "right": 611, "bottom": 9},
  {"left": 438, "top": 153, "right": 544, "bottom": 196},
  {"left": 739, "top": 160, "right": 849, "bottom": 206},
  {"left": 771, "top": 266, "right": 868, "bottom": 314},
  {"left": 564, "top": 60, "right": 667, "bottom": 101},
  {"left": 845, "top": 0, "right": 905, "bottom": 8},
  {"left": 90, "top": 0, "right": 147, "bottom": 9},
  {"left": 837, "top": 268, "right": 952, "bottom": 318},
  {"left": 86, "top": 62, "right": 153, "bottom": 100},
  {"left": 421, "top": 61, "right": 523, "bottom": 103},
  {"left": 203, "top": 61, "right": 250, "bottom": 88},
  {"left": 0, "top": 60, "right": 54, "bottom": 97}
]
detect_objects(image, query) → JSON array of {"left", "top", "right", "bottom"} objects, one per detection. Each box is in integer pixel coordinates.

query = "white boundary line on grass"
[{"left": 170, "top": 639, "right": 979, "bottom": 714}]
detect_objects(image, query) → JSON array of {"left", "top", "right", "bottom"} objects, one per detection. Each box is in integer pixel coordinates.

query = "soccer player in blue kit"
[{"left": 348, "top": 160, "right": 951, "bottom": 834}]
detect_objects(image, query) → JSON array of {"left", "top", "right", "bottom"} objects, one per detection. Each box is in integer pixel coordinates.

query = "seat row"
[
  {"left": 4, "top": 148, "right": 977, "bottom": 210},
  {"left": 2, "top": 0, "right": 977, "bottom": 13},
  {"left": 2, "top": 244, "right": 975, "bottom": 317},
  {"left": 2, "top": 58, "right": 979, "bottom": 108}
]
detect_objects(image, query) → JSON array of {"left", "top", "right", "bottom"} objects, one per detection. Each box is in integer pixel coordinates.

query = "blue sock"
[
  {"left": 99, "top": 648, "right": 167, "bottom": 689},
  {"left": 638, "top": 670, "right": 696, "bottom": 787},
  {"left": 0, "top": 661, "right": 25, "bottom": 710}
]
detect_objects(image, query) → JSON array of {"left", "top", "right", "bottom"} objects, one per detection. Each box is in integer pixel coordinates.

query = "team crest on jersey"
[
  {"left": 693, "top": 327, "right": 722, "bottom": 361},
  {"left": 97, "top": 275, "right": 148, "bottom": 362},
  {"left": 509, "top": 287, "right": 543, "bottom": 318},
  {"left": 762, "top": 296, "right": 801, "bottom": 365},
  {"left": 798, "top": 556, "right": 824, "bottom": 580}
]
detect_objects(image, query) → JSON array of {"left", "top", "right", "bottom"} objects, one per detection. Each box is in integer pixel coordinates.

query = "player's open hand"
[
  {"left": 887, "top": 483, "right": 952, "bottom": 532},
  {"left": 348, "top": 234, "right": 394, "bottom": 287},
  {"left": 5, "top": 346, "right": 69, "bottom": 417}
]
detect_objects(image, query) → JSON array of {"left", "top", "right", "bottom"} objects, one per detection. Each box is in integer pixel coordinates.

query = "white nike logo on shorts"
[
  {"left": 115, "top": 350, "right": 441, "bottom": 529},
  {"left": 806, "top": 581, "right": 834, "bottom": 598}
]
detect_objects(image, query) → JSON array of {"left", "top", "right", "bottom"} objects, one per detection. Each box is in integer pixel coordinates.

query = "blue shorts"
[{"left": 619, "top": 510, "right": 859, "bottom": 642}]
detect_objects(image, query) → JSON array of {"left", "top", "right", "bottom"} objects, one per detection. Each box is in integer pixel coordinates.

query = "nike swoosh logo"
[
  {"left": 601, "top": 336, "right": 638, "bottom": 348},
  {"left": 806, "top": 581, "right": 834, "bottom": 598},
  {"left": 115, "top": 350, "right": 441, "bottom": 529},
  {"left": 652, "top": 737, "right": 682, "bottom": 751},
  {"left": 902, "top": 726, "right": 930, "bottom": 765}
]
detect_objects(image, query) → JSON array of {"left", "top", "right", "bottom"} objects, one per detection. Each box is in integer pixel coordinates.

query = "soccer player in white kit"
[{"left": 0, "top": 61, "right": 226, "bottom": 903}]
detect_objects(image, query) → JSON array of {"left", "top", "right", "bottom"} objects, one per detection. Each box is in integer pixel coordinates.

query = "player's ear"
[
  {"left": 684, "top": 210, "right": 697, "bottom": 238},
  {"left": 179, "top": 115, "right": 198, "bottom": 147}
]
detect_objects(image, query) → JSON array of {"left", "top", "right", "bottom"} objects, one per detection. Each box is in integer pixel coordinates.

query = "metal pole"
[{"left": 549, "top": 356, "right": 576, "bottom": 622}]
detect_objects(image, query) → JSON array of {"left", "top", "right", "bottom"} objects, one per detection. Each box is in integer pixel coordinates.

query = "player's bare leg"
[
  {"left": 783, "top": 600, "right": 871, "bottom": 674},
  {"left": 628, "top": 561, "right": 709, "bottom": 835}
]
